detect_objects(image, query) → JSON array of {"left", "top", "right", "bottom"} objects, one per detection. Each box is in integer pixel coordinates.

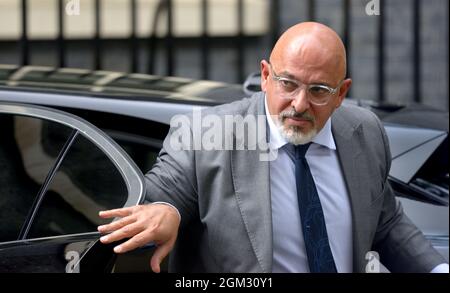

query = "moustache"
[{"left": 279, "top": 108, "right": 314, "bottom": 122}]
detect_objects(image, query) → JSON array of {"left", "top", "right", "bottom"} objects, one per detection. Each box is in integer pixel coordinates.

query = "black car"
[{"left": 0, "top": 65, "right": 447, "bottom": 272}]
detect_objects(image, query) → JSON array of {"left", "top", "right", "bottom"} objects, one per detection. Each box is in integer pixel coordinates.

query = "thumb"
[{"left": 150, "top": 241, "right": 173, "bottom": 273}]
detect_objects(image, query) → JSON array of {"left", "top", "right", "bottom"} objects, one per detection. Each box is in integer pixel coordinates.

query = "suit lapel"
[
  {"left": 230, "top": 94, "right": 273, "bottom": 273},
  {"left": 332, "top": 110, "right": 371, "bottom": 273},
  {"left": 229, "top": 97, "right": 374, "bottom": 273}
]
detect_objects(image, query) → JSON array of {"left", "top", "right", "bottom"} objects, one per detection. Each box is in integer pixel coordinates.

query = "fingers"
[
  {"left": 99, "top": 206, "right": 134, "bottom": 219},
  {"left": 100, "top": 221, "right": 143, "bottom": 245},
  {"left": 97, "top": 203, "right": 180, "bottom": 270},
  {"left": 150, "top": 241, "right": 174, "bottom": 273},
  {"left": 112, "top": 229, "right": 155, "bottom": 254},
  {"left": 98, "top": 215, "right": 136, "bottom": 234}
]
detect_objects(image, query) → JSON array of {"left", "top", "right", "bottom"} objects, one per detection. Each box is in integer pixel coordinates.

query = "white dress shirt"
[
  {"left": 265, "top": 98, "right": 353, "bottom": 273},
  {"left": 265, "top": 97, "right": 449, "bottom": 273}
]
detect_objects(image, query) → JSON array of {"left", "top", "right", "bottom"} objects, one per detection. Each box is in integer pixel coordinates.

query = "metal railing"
[{"left": 13, "top": 0, "right": 449, "bottom": 104}]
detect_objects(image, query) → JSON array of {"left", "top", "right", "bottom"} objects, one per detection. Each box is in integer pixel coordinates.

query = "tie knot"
[{"left": 294, "top": 142, "right": 311, "bottom": 159}]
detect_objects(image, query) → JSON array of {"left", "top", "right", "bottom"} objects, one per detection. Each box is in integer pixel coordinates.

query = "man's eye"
[
  {"left": 309, "top": 86, "right": 330, "bottom": 96},
  {"left": 279, "top": 80, "right": 297, "bottom": 92}
]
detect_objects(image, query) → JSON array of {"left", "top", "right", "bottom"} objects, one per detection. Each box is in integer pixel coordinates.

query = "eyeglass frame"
[{"left": 268, "top": 62, "right": 345, "bottom": 106}]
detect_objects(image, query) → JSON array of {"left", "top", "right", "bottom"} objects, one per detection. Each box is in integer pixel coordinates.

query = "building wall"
[{"left": 0, "top": 0, "right": 448, "bottom": 110}]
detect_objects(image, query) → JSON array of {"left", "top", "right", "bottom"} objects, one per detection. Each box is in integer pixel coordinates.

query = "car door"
[{"left": 0, "top": 102, "right": 146, "bottom": 272}]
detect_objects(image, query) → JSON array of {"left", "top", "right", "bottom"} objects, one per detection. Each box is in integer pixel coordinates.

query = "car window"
[
  {"left": 0, "top": 114, "right": 72, "bottom": 242},
  {"left": 0, "top": 103, "right": 145, "bottom": 243},
  {"left": 28, "top": 134, "right": 128, "bottom": 238},
  {"left": 111, "top": 136, "right": 160, "bottom": 173},
  {"left": 53, "top": 107, "right": 167, "bottom": 173}
]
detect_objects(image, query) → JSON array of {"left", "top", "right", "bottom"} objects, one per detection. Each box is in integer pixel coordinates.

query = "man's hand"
[{"left": 98, "top": 204, "right": 180, "bottom": 273}]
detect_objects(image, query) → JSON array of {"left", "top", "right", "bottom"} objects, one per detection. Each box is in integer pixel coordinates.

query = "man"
[{"left": 98, "top": 22, "right": 448, "bottom": 273}]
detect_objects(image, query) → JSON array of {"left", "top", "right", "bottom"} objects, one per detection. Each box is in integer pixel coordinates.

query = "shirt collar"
[{"left": 264, "top": 95, "right": 336, "bottom": 151}]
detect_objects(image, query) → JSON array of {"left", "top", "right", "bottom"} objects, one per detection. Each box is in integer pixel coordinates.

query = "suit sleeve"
[
  {"left": 371, "top": 114, "right": 446, "bottom": 272},
  {"left": 143, "top": 118, "right": 199, "bottom": 227}
]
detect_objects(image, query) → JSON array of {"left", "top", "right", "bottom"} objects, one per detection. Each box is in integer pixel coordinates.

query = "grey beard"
[
  {"left": 274, "top": 109, "right": 317, "bottom": 145},
  {"left": 277, "top": 122, "right": 317, "bottom": 145}
]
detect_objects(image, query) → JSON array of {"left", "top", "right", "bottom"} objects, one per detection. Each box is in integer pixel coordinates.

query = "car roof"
[
  {"left": 1, "top": 64, "right": 448, "bottom": 131},
  {"left": 0, "top": 65, "right": 248, "bottom": 107}
]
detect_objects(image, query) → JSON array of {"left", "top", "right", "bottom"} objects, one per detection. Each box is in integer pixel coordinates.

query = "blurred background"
[{"left": 0, "top": 0, "right": 448, "bottom": 109}]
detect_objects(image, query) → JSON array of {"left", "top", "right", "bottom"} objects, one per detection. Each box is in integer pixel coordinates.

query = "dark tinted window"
[
  {"left": 54, "top": 107, "right": 167, "bottom": 173},
  {"left": 0, "top": 114, "right": 72, "bottom": 242},
  {"left": 410, "top": 136, "right": 449, "bottom": 205},
  {"left": 114, "top": 136, "right": 160, "bottom": 173},
  {"left": 28, "top": 134, "right": 128, "bottom": 238}
]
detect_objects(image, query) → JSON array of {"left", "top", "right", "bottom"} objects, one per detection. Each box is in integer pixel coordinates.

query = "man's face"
[{"left": 260, "top": 58, "right": 351, "bottom": 145}]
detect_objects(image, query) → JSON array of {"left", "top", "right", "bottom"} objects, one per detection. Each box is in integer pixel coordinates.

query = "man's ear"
[
  {"left": 336, "top": 78, "right": 352, "bottom": 108},
  {"left": 260, "top": 60, "right": 270, "bottom": 92}
]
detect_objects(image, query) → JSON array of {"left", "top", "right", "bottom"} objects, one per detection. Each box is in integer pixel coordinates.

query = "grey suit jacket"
[{"left": 145, "top": 92, "right": 445, "bottom": 272}]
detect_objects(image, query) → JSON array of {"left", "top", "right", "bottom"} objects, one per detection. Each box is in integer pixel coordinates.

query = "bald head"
[
  {"left": 261, "top": 22, "right": 352, "bottom": 144},
  {"left": 270, "top": 22, "right": 347, "bottom": 79}
]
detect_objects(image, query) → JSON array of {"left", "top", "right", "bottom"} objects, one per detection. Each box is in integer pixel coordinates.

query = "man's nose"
[{"left": 290, "top": 88, "right": 310, "bottom": 113}]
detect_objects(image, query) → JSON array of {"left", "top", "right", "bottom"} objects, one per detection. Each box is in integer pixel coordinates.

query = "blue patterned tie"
[{"left": 294, "top": 143, "right": 337, "bottom": 273}]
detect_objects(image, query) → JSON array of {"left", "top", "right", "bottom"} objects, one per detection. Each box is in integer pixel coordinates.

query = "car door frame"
[{"left": 0, "top": 102, "right": 146, "bottom": 272}]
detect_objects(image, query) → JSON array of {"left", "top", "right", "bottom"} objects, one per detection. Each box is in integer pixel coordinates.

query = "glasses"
[{"left": 269, "top": 63, "right": 344, "bottom": 106}]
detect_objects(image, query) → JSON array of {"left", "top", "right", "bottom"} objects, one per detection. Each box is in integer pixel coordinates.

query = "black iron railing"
[{"left": 14, "top": 0, "right": 448, "bottom": 105}]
